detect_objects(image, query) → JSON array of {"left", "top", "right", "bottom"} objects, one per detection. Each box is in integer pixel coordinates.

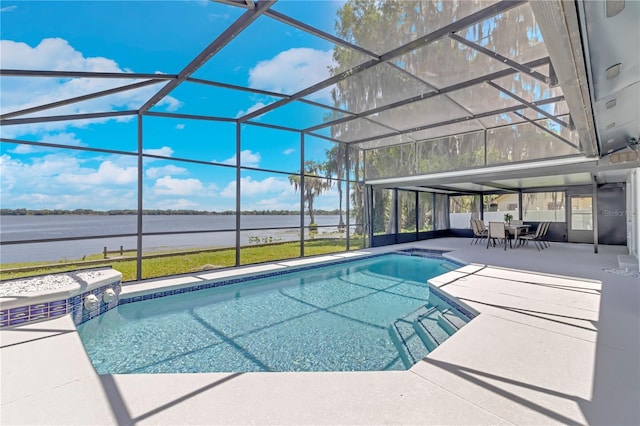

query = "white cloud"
[
  {"left": 283, "top": 148, "right": 295, "bottom": 155},
  {"left": 145, "top": 165, "right": 188, "bottom": 179},
  {"left": 0, "top": 153, "right": 139, "bottom": 209},
  {"left": 1, "top": 5, "right": 17, "bottom": 12},
  {"left": 1, "top": 38, "right": 120, "bottom": 71},
  {"left": 219, "top": 181, "right": 236, "bottom": 198},
  {"left": 8, "top": 131, "right": 85, "bottom": 154},
  {"left": 56, "top": 160, "right": 137, "bottom": 185},
  {"left": 1, "top": 153, "right": 83, "bottom": 191},
  {"left": 221, "top": 150, "right": 261, "bottom": 167},
  {"left": 143, "top": 146, "right": 174, "bottom": 157},
  {"left": 0, "top": 38, "right": 181, "bottom": 136},
  {"left": 8, "top": 144, "right": 38, "bottom": 154},
  {"left": 160, "top": 96, "right": 182, "bottom": 112},
  {"left": 176, "top": 123, "right": 185, "bottom": 130},
  {"left": 40, "top": 132, "right": 84, "bottom": 147},
  {"left": 235, "top": 101, "right": 267, "bottom": 119},
  {"left": 152, "top": 176, "right": 205, "bottom": 196},
  {"left": 248, "top": 48, "right": 334, "bottom": 101},
  {"left": 220, "top": 175, "right": 293, "bottom": 198}
]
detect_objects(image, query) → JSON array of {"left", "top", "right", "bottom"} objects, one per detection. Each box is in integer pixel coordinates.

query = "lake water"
[{"left": 0, "top": 215, "right": 350, "bottom": 263}]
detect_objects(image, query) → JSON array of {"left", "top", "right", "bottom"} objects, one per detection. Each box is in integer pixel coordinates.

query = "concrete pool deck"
[{"left": 1, "top": 238, "right": 639, "bottom": 425}]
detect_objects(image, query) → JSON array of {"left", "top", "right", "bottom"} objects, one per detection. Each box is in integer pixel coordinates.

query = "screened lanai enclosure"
[{"left": 1, "top": 0, "right": 639, "bottom": 281}]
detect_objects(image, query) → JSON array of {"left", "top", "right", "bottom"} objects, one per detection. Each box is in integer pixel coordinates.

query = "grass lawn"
[{"left": 0, "top": 238, "right": 364, "bottom": 282}]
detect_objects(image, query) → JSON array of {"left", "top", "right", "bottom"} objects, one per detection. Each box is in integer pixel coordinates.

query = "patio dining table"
[{"left": 506, "top": 224, "right": 531, "bottom": 245}]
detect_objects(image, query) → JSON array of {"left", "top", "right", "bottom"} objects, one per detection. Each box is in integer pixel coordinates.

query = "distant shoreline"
[{"left": 0, "top": 209, "right": 341, "bottom": 216}]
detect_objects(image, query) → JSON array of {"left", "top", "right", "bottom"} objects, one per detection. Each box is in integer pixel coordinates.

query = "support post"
[
  {"left": 136, "top": 114, "right": 143, "bottom": 281},
  {"left": 235, "top": 122, "right": 241, "bottom": 266},
  {"left": 593, "top": 175, "right": 599, "bottom": 253}
]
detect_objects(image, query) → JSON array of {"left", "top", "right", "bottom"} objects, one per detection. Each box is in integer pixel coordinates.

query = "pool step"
[
  {"left": 389, "top": 319, "right": 428, "bottom": 368},
  {"left": 390, "top": 306, "right": 469, "bottom": 369},
  {"left": 414, "top": 311, "right": 452, "bottom": 350},
  {"left": 389, "top": 306, "right": 438, "bottom": 368},
  {"left": 442, "top": 308, "right": 468, "bottom": 330}
]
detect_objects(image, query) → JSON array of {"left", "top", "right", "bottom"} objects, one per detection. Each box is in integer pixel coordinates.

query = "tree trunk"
[
  {"left": 337, "top": 180, "right": 344, "bottom": 228},
  {"left": 386, "top": 190, "right": 397, "bottom": 234},
  {"left": 308, "top": 194, "right": 315, "bottom": 225}
]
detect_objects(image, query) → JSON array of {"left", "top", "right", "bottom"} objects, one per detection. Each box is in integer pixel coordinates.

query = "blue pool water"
[{"left": 78, "top": 253, "right": 472, "bottom": 374}]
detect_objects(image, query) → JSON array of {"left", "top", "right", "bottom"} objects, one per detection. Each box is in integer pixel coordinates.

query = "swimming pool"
[{"left": 78, "top": 252, "right": 474, "bottom": 373}]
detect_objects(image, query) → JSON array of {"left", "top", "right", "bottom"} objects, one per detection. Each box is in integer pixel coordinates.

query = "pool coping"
[{"left": 118, "top": 248, "right": 468, "bottom": 309}]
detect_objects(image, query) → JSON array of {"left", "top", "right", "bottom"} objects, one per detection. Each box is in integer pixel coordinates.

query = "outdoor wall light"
[
  {"left": 606, "top": 63, "right": 622, "bottom": 80},
  {"left": 605, "top": 0, "right": 625, "bottom": 17}
]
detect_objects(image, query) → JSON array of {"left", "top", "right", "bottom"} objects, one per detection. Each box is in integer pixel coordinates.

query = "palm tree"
[{"left": 289, "top": 161, "right": 332, "bottom": 227}]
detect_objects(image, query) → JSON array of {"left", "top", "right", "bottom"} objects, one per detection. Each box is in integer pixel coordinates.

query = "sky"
[{"left": 0, "top": 0, "right": 350, "bottom": 212}]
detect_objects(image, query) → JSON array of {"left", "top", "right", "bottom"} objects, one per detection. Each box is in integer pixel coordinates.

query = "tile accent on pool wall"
[
  {"left": 430, "top": 285, "right": 477, "bottom": 320},
  {"left": 119, "top": 250, "right": 465, "bottom": 307},
  {"left": 0, "top": 281, "right": 122, "bottom": 329}
]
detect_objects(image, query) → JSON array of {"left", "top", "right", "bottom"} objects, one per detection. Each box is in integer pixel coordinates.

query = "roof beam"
[
  {"left": 238, "top": 0, "right": 527, "bottom": 123},
  {"left": 417, "top": 184, "right": 477, "bottom": 194},
  {"left": 529, "top": 0, "right": 598, "bottom": 157},
  {"left": 348, "top": 95, "right": 565, "bottom": 146},
  {"left": 139, "top": 0, "right": 275, "bottom": 114},
  {"left": 473, "top": 181, "right": 519, "bottom": 192},
  {"left": 448, "top": 33, "right": 549, "bottom": 85},
  {"left": 265, "top": 9, "right": 379, "bottom": 60},
  {"left": 486, "top": 81, "right": 570, "bottom": 129},
  {"left": 1, "top": 79, "right": 162, "bottom": 120},
  {"left": 212, "top": 0, "right": 253, "bottom": 9},
  {"left": 297, "top": 98, "right": 357, "bottom": 118},
  {"left": 303, "top": 57, "right": 551, "bottom": 133},
  {"left": 387, "top": 63, "right": 488, "bottom": 130},
  {"left": 145, "top": 111, "right": 237, "bottom": 123},
  {"left": 0, "top": 110, "right": 137, "bottom": 126},
  {"left": 0, "top": 69, "right": 176, "bottom": 79},
  {"left": 186, "top": 77, "right": 290, "bottom": 99},
  {"left": 511, "top": 110, "right": 578, "bottom": 149}
]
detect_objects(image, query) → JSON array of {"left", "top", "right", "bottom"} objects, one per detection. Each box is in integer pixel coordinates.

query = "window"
[
  {"left": 449, "top": 195, "right": 480, "bottom": 228},
  {"left": 435, "top": 194, "right": 449, "bottom": 230},
  {"left": 570, "top": 196, "right": 593, "bottom": 230},
  {"left": 418, "top": 192, "right": 434, "bottom": 232},
  {"left": 372, "top": 188, "right": 395, "bottom": 235},
  {"left": 483, "top": 194, "right": 519, "bottom": 222},
  {"left": 523, "top": 192, "right": 565, "bottom": 222},
  {"left": 398, "top": 191, "right": 417, "bottom": 233}
]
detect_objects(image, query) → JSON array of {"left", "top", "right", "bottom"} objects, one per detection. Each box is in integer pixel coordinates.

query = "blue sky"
[{"left": 0, "top": 1, "right": 348, "bottom": 212}]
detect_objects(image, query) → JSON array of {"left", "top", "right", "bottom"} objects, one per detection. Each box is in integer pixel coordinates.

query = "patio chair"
[
  {"left": 518, "top": 222, "right": 545, "bottom": 251},
  {"left": 487, "top": 222, "right": 512, "bottom": 250},
  {"left": 476, "top": 219, "right": 488, "bottom": 235},
  {"left": 470, "top": 219, "right": 488, "bottom": 245},
  {"left": 539, "top": 221, "right": 551, "bottom": 249}
]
